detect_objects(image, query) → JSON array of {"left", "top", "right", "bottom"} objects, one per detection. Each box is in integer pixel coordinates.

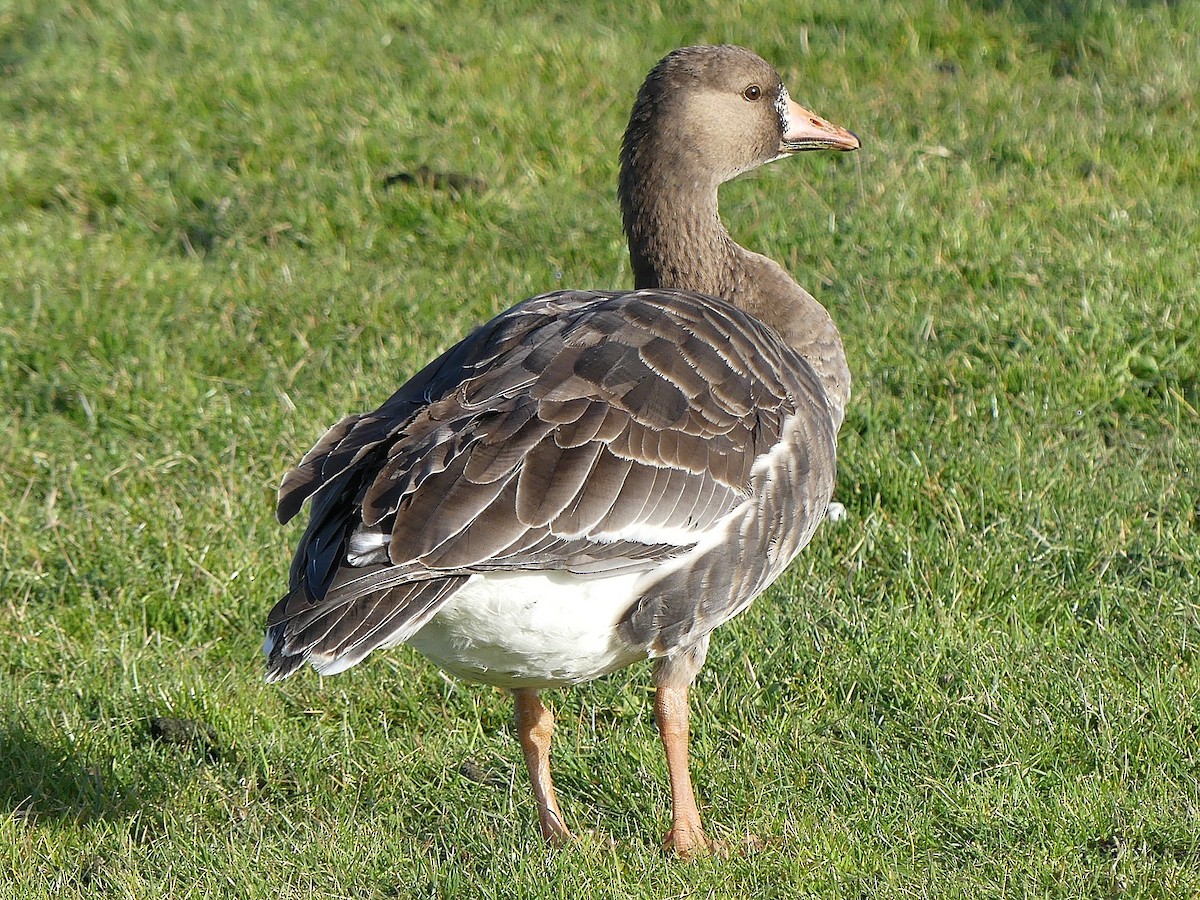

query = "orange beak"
[{"left": 780, "top": 97, "right": 860, "bottom": 153}]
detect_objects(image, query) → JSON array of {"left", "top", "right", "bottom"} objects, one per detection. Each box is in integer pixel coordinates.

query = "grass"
[{"left": 2, "top": 0, "right": 1198, "bottom": 896}]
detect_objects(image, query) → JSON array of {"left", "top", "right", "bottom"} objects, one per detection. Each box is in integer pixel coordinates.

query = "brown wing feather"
[{"left": 266, "top": 288, "right": 833, "bottom": 680}]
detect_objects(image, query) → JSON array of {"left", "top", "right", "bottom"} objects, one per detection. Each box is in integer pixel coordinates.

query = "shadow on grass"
[
  {"left": 971, "top": 0, "right": 1180, "bottom": 20},
  {"left": 0, "top": 721, "right": 136, "bottom": 823},
  {"left": 968, "top": 0, "right": 1183, "bottom": 74}
]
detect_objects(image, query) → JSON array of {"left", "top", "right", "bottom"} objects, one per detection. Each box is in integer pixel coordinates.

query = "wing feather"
[{"left": 267, "top": 288, "right": 836, "bottom": 680}]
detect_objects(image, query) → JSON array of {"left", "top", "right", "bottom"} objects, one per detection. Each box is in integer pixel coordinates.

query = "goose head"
[{"left": 620, "top": 45, "right": 859, "bottom": 199}]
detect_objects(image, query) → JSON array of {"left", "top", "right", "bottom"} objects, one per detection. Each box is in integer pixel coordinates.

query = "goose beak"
[{"left": 780, "top": 97, "right": 860, "bottom": 153}]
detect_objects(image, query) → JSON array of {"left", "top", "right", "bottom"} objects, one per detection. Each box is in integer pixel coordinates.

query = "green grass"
[{"left": 2, "top": 0, "right": 1198, "bottom": 896}]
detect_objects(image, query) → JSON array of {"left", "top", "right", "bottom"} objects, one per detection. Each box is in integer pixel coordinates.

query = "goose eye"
[{"left": 742, "top": 84, "right": 762, "bottom": 101}]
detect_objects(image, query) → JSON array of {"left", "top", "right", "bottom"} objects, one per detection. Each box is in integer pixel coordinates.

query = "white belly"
[{"left": 405, "top": 569, "right": 649, "bottom": 688}]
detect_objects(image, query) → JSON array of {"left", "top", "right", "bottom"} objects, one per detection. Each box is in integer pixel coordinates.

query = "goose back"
[{"left": 266, "top": 288, "right": 836, "bottom": 680}]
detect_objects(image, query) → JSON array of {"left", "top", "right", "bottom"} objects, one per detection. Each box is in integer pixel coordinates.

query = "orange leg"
[
  {"left": 514, "top": 689, "right": 573, "bottom": 844},
  {"left": 655, "top": 684, "right": 714, "bottom": 856}
]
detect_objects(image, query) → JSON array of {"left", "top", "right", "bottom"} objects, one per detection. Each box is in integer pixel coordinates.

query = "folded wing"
[{"left": 265, "top": 289, "right": 834, "bottom": 679}]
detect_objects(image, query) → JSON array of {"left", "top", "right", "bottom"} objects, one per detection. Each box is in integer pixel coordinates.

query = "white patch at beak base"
[{"left": 775, "top": 84, "right": 792, "bottom": 135}]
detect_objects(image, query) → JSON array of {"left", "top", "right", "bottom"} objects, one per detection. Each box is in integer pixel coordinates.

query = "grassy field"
[{"left": 2, "top": 0, "right": 1198, "bottom": 896}]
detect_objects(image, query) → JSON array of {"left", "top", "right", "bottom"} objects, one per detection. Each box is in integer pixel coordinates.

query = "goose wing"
[{"left": 266, "top": 288, "right": 836, "bottom": 678}]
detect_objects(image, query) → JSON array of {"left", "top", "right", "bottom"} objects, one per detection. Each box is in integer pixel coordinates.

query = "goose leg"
[
  {"left": 655, "top": 684, "right": 713, "bottom": 856},
  {"left": 514, "top": 688, "right": 573, "bottom": 844}
]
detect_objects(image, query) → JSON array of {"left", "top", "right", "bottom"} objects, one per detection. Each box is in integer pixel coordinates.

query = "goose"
[{"left": 265, "top": 44, "right": 860, "bottom": 856}]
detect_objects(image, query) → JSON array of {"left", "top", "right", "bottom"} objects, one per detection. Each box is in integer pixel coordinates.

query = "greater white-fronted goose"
[{"left": 265, "top": 44, "right": 859, "bottom": 855}]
